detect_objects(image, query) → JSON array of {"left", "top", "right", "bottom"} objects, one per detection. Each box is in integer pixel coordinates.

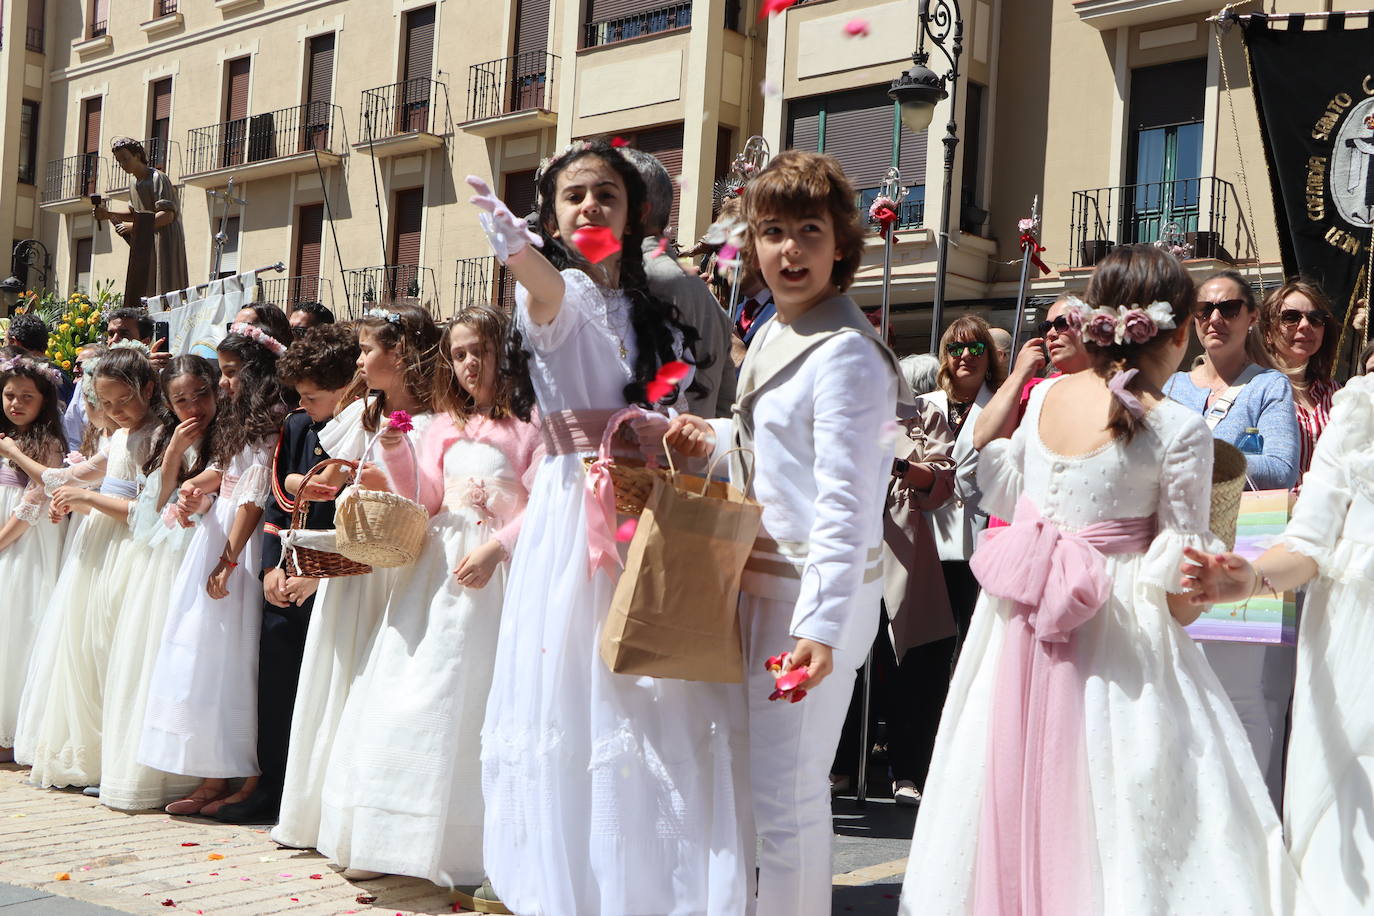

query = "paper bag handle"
[{"left": 663, "top": 435, "right": 756, "bottom": 499}]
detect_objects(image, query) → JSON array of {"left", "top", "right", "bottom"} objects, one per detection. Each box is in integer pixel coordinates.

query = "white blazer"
[{"left": 916, "top": 384, "right": 994, "bottom": 561}]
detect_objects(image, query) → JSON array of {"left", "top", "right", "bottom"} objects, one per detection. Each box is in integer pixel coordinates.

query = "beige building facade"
[{"left": 0, "top": 0, "right": 1356, "bottom": 340}]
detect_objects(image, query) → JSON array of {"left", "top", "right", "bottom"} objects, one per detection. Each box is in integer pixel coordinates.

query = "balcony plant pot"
[{"left": 1080, "top": 239, "right": 1114, "bottom": 267}]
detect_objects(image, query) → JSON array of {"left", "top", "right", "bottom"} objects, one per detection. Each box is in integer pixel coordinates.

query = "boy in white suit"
[{"left": 668, "top": 151, "right": 911, "bottom": 915}]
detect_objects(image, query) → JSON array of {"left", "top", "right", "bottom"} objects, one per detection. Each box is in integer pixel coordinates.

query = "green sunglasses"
[{"left": 946, "top": 341, "right": 987, "bottom": 358}]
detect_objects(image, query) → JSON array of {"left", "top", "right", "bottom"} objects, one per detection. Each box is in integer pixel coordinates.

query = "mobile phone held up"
[{"left": 154, "top": 321, "right": 170, "bottom": 347}]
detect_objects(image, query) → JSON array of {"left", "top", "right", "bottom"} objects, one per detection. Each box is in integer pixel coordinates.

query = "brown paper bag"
[{"left": 599, "top": 457, "right": 763, "bottom": 683}]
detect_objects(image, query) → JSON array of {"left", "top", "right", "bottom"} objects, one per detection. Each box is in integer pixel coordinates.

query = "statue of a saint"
[{"left": 91, "top": 137, "right": 189, "bottom": 307}]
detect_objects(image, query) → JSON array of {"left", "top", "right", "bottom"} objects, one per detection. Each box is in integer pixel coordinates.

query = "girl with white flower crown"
[
  {"left": 273, "top": 303, "right": 442, "bottom": 857},
  {"left": 899, "top": 244, "right": 1311, "bottom": 914},
  {"left": 14, "top": 345, "right": 162, "bottom": 789},
  {"left": 0, "top": 357, "right": 70, "bottom": 763},
  {"left": 139, "top": 322, "right": 290, "bottom": 816}
]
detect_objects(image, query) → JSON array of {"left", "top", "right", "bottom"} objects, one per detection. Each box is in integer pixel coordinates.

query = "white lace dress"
[
  {"left": 272, "top": 400, "right": 435, "bottom": 849},
  {"left": 138, "top": 438, "right": 277, "bottom": 778},
  {"left": 899, "top": 379, "right": 1309, "bottom": 915},
  {"left": 481, "top": 269, "right": 750, "bottom": 915},
  {"left": 16, "top": 424, "right": 155, "bottom": 787},
  {"left": 1279, "top": 376, "right": 1374, "bottom": 913},
  {"left": 316, "top": 416, "right": 540, "bottom": 885},
  {"left": 0, "top": 446, "right": 67, "bottom": 750},
  {"left": 98, "top": 452, "right": 204, "bottom": 809}
]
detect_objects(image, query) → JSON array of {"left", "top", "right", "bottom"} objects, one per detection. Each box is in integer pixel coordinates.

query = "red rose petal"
[
  {"left": 611, "top": 136, "right": 630, "bottom": 148},
  {"left": 775, "top": 666, "right": 809, "bottom": 692},
  {"left": 645, "top": 379, "right": 673, "bottom": 403},
  {"left": 571, "top": 225, "right": 622, "bottom": 264},
  {"left": 615, "top": 518, "right": 638, "bottom": 543},
  {"left": 179, "top": 843, "right": 199, "bottom": 847},
  {"left": 656, "top": 360, "right": 691, "bottom": 385},
  {"left": 843, "top": 17, "right": 869, "bottom": 36},
  {"left": 758, "top": 0, "right": 797, "bottom": 19},
  {"left": 652, "top": 237, "right": 670, "bottom": 259}
]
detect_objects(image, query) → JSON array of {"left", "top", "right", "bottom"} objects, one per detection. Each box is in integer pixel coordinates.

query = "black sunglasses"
[
  {"left": 946, "top": 341, "right": 987, "bottom": 358},
  {"left": 1037, "top": 316, "right": 1074, "bottom": 336},
  {"left": 1194, "top": 299, "right": 1247, "bottom": 321},
  {"left": 1278, "top": 308, "right": 1330, "bottom": 328}
]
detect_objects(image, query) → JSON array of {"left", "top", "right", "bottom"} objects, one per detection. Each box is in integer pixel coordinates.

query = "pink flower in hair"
[
  {"left": 1121, "top": 309, "right": 1158, "bottom": 345},
  {"left": 1085, "top": 310, "right": 1119, "bottom": 348}
]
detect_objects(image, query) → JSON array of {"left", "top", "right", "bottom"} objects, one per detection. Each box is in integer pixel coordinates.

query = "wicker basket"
[
  {"left": 582, "top": 406, "right": 672, "bottom": 516},
  {"left": 282, "top": 458, "right": 372, "bottom": 579},
  {"left": 1209, "top": 440, "right": 1248, "bottom": 550},
  {"left": 334, "top": 429, "right": 429, "bottom": 568}
]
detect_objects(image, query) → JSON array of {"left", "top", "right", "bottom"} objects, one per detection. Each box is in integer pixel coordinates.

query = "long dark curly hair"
[
  {"left": 143, "top": 355, "right": 219, "bottom": 480},
  {"left": 0, "top": 357, "right": 66, "bottom": 467},
  {"left": 212, "top": 325, "right": 290, "bottom": 464},
  {"left": 510, "top": 138, "right": 701, "bottom": 410}
]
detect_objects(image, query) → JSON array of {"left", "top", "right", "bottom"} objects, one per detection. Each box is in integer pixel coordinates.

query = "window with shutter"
[
  {"left": 81, "top": 97, "right": 101, "bottom": 196},
  {"left": 294, "top": 205, "right": 324, "bottom": 304},
  {"left": 223, "top": 57, "right": 251, "bottom": 168},
  {"left": 149, "top": 78, "right": 172, "bottom": 170},
  {"left": 503, "top": 169, "right": 538, "bottom": 220},
  {"left": 74, "top": 237, "right": 94, "bottom": 293},
  {"left": 403, "top": 6, "right": 436, "bottom": 84},
  {"left": 390, "top": 188, "right": 424, "bottom": 299},
  {"left": 18, "top": 100, "right": 39, "bottom": 185},
  {"left": 89, "top": 0, "right": 107, "bottom": 37},
  {"left": 27, "top": 0, "right": 44, "bottom": 52},
  {"left": 786, "top": 98, "right": 821, "bottom": 153},
  {"left": 303, "top": 34, "right": 335, "bottom": 152},
  {"left": 628, "top": 123, "right": 684, "bottom": 234}
]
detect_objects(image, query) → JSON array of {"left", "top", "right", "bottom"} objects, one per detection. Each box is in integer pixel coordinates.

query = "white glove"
[{"left": 467, "top": 175, "right": 543, "bottom": 263}]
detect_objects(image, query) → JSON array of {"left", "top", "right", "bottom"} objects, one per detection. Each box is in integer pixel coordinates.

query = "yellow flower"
[
  {"left": 79, "top": 303, "right": 90, "bottom": 313},
  {"left": 74, "top": 317, "right": 86, "bottom": 327},
  {"left": 58, "top": 323, "right": 70, "bottom": 333},
  {"left": 61, "top": 360, "right": 72, "bottom": 370},
  {"left": 90, "top": 311, "right": 101, "bottom": 321}
]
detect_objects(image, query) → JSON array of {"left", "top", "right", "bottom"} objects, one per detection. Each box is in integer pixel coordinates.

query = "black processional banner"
[{"left": 1241, "top": 13, "right": 1374, "bottom": 329}]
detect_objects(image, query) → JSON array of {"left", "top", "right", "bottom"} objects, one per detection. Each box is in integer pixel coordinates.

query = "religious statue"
[
  {"left": 1344, "top": 113, "right": 1374, "bottom": 221},
  {"left": 91, "top": 137, "right": 189, "bottom": 307}
]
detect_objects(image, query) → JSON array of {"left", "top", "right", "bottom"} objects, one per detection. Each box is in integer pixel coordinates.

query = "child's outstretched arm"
[{"left": 466, "top": 175, "right": 565, "bottom": 325}]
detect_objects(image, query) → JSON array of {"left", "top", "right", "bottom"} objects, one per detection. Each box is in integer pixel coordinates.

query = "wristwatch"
[{"left": 892, "top": 457, "right": 911, "bottom": 478}]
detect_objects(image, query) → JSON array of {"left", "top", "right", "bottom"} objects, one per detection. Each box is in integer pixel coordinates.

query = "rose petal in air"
[
  {"left": 653, "top": 237, "right": 670, "bottom": 259},
  {"left": 656, "top": 360, "right": 691, "bottom": 385},
  {"left": 760, "top": 79, "right": 781, "bottom": 98},
  {"left": 843, "top": 18, "right": 870, "bottom": 36},
  {"left": 615, "top": 519, "right": 638, "bottom": 542},
  {"left": 645, "top": 379, "right": 674, "bottom": 403},
  {"left": 758, "top": 0, "right": 797, "bottom": 19},
  {"left": 611, "top": 136, "right": 630, "bottom": 148},
  {"left": 571, "top": 225, "right": 623, "bottom": 264}
]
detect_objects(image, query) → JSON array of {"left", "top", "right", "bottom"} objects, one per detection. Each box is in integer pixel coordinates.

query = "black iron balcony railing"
[
  {"left": 26, "top": 26, "right": 43, "bottom": 52},
  {"left": 466, "top": 52, "right": 559, "bottom": 122},
  {"left": 858, "top": 186, "right": 926, "bottom": 230},
  {"left": 1068, "top": 176, "right": 1258, "bottom": 269},
  {"left": 185, "top": 102, "right": 343, "bottom": 175},
  {"left": 584, "top": 1, "right": 691, "bottom": 47},
  {"left": 42, "top": 153, "right": 105, "bottom": 203},
  {"left": 360, "top": 78, "right": 447, "bottom": 143},
  {"left": 257, "top": 276, "right": 335, "bottom": 310},
  {"left": 89, "top": 18, "right": 108, "bottom": 38},
  {"left": 157, "top": 0, "right": 179, "bottom": 15},
  {"left": 344, "top": 265, "right": 438, "bottom": 318},
  {"left": 455, "top": 256, "right": 516, "bottom": 313}
]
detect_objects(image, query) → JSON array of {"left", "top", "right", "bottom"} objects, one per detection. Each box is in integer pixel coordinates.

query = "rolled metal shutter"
[
  {"left": 294, "top": 204, "right": 324, "bottom": 304},
  {"left": 632, "top": 123, "right": 684, "bottom": 233},
  {"left": 821, "top": 86, "right": 893, "bottom": 190},
  {"left": 786, "top": 97, "right": 821, "bottom": 152},
  {"left": 403, "top": 6, "right": 436, "bottom": 83},
  {"left": 304, "top": 33, "right": 335, "bottom": 151}
]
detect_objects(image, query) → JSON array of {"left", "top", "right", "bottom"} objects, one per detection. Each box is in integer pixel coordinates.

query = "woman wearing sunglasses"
[
  {"left": 1162, "top": 268, "right": 1300, "bottom": 806},
  {"left": 918, "top": 316, "right": 1005, "bottom": 655},
  {"left": 1259, "top": 280, "right": 1340, "bottom": 485}
]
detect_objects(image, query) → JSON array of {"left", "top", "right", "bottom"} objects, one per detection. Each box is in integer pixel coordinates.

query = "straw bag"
[
  {"left": 582, "top": 406, "right": 672, "bottom": 516},
  {"left": 334, "top": 428, "right": 428, "bottom": 568},
  {"left": 1209, "top": 440, "right": 1248, "bottom": 550},
  {"left": 281, "top": 457, "right": 372, "bottom": 579}
]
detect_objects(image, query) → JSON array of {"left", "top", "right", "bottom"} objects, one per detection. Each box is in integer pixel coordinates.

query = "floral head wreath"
[
  {"left": 109, "top": 338, "right": 152, "bottom": 356},
  {"left": 535, "top": 140, "right": 595, "bottom": 186},
  {"left": 364, "top": 308, "right": 401, "bottom": 325},
  {"left": 0, "top": 355, "right": 64, "bottom": 389},
  {"left": 80, "top": 357, "right": 101, "bottom": 407},
  {"left": 1063, "top": 295, "right": 1177, "bottom": 348},
  {"left": 227, "top": 322, "right": 288, "bottom": 357}
]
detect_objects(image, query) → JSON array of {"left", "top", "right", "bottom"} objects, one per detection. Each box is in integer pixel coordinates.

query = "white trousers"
[
  {"left": 1201, "top": 640, "right": 1295, "bottom": 806},
  {"left": 740, "top": 593, "right": 865, "bottom": 916}
]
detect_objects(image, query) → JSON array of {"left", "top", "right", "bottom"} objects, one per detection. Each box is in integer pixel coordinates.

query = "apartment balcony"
[
  {"left": 40, "top": 154, "right": 107, "bottom": 213},
  {"left": 584, "top": 2, "right": 692, "bottom": 48},
  {"left": 454, "top": 256, "right": 516, "bottom": 313},
  {"left": 462, "top": 52, "right": 559, "bottom": 139},
  {"left": 256, "top": 275, "right": 336, "bottom": 310},
  {"left": 103, "top": 138, "right": 178, "bottom": 193},
  {"left": 857, "top": 187, "right": 925, "bottom": 231},
  {"left": 1067, "top": 176, "right": 1258, "bottom": 270},
  {"left": 1073, "top": 0, "right": 1224, "bottom": 29},
  {"left": 182, "top": 102, "right": 345, "bottom": 188},
  {"left": 142, "top": 0, "right": 185, "bottom": 37},
  {"left": 356, "top": 79, "right": 449, "bottom": 157},
  {"left": 343, "top": 265, "right": 439, "bottom": 319}
]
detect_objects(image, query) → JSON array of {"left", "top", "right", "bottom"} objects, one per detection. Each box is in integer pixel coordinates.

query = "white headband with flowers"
[
  {"left": 365, "top": 308, "right": 401, "bottom": 325},
  {"left": 1063, "top": 296, "right": 1177, "bottom": 348},
  {"left": 110, "top": 338, "right": 152, "bottom": 356},
  {"left": 227, "top": 322, "right": 288, "bottom": 357},
  {"left": 0, "top": 355, "right": 64, "bottom": 389}
]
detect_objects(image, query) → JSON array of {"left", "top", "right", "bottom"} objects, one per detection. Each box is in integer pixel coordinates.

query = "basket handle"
[
  {"left": 282, "top": 457, "right": 356, "bottom": 570},
  {"left": 357, "top": 424, "right": 422, "bottom": 503},
  {"left": 599, "top": 405, "right": 657, "bottom": 466},
  {"left": 662, "top": 435, "right": 757, "bottom": 500}
]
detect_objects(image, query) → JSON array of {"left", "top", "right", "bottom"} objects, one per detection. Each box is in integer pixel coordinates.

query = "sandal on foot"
[{"left": 165, "top": 789, "right": 228, "bottom": 816}]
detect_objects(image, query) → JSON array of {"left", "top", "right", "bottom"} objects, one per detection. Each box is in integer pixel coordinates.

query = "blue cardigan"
[{"left": 1163, "top": 368, "right": 1300, "bottom": 490}]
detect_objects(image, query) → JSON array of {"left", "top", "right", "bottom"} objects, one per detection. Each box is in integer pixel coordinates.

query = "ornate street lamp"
[{"left": 889, "top": 0, "right": 963, "bottom": 354}]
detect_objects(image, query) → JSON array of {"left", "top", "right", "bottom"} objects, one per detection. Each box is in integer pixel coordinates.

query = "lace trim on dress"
[
  {"left": 13, "top": 500, "right": 42, "bottom": 524},
  {"left": 1139, "top": 529, "right": 1226, "bottom": 594}
]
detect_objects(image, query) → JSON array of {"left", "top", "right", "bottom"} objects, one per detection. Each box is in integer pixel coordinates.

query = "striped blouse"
[{"left": 1295, "top": 377, "right": 1340, "bottom": 485}]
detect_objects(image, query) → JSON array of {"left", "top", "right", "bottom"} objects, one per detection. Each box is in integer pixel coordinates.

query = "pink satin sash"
[
  {"left": 0, "top": 465, "right": 28, "bottom": 490},
  {"left": 968, "top": 496, "right": 1155, "bottom": 915}
]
